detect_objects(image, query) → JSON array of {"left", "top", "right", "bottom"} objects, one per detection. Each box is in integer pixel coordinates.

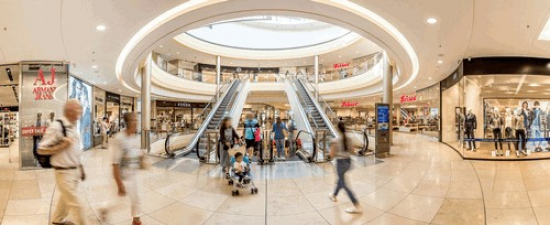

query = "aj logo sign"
[{"left": 32, "top": 67, "right": 57, "bottom": 100}]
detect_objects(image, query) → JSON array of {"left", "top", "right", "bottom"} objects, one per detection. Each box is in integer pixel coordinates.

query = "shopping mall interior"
[{"left": 2, "top": 0, "right": 550, "bottom": 224}]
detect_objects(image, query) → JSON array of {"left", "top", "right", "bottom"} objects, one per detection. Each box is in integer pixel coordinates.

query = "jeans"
[
  {"left": 334, "top": 158, "right": 358, "bottom": 204},
  {"left": 275, "top": 139, "right": 285, "bottom": 158},
  {"left": 531, "top": 126, "right": 542, "bottom": 147},
  {"left": 516, "top": 129, "right": 527, "bottom": 152},
  {"left": 464, "top": 129, "right": 476, "bottom": 149},
  {"left": 288, "top": 132, "right": 296, "bottom": 157},
  {"left": 493, "top": 128, "right": 503, "bottom": 150}
]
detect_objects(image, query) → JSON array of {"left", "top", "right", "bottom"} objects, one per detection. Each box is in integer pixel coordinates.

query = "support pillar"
[
  {"left": 216, "top": 55, "right": 221, "bottom": 100},
  {"left": 141, "top": 56, "right": 152, "bottom": 150},
  {"left": 382, "top": 54, "right": 393, "bottom": 146},
  {"left": 314, "top": 55, "right": 319, "bottom": 100}
]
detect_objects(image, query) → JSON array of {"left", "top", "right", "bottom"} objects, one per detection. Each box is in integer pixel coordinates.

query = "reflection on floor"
[{"left": 3, "top": 133, "right": 550, "bottom": 224}]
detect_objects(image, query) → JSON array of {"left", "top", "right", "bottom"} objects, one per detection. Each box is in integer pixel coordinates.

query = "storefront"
[
  {"left": 92, "top": 87, "right": 106, "bottom": 147},
  {"left": 441, "top": 57, "right": 550, "bottom": 160},
  {"left": 396, "top": 84, "right": 440, "bottom": 139},
  {"left": 155, "top": 100, "right": 207, "bottom": 131}
]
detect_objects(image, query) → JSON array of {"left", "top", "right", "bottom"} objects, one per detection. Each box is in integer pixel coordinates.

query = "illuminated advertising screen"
[{"left": 69, "top": 76, "right": 93, "bottom": 150}]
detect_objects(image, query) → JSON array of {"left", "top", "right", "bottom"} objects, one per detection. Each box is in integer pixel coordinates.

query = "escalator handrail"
[
  {"left": 285, "top": 79, "right": 315, "bottom": 135},
  {"left": 362, "top": 128, "right": 369, "bottom": 152},
  {"left": 296, "top": 78, "right": 339, "bottom": 139},
  {"left": 295, "top": 130, "right": 317, "bottom": 162},
  {"left": 302, "top": 80, "right": 336, "bottom": 119},
  {"left": 210, "top": 80, "right": 241, "bottom": 130},
  {"left": 166, "top": 79, "right": 239, "bottom": 157}
]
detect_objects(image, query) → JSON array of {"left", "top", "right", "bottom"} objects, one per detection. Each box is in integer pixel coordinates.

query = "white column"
[
  {"left": 216, "top": 55, "right": 221, "bottom": 100},
  {"left": 141, "top": 56, "right": 152, "bottom": 150},
  {"left": 382, "top": 53, "right": 393, "bottom": 145},
  {"left": 314, "top": 55, "right": 319, "bottom": 100}
]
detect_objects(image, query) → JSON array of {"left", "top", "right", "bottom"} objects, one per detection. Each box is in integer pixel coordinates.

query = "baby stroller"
[{"left": 228, "top": 154, "right": 259, "bottom": 196}]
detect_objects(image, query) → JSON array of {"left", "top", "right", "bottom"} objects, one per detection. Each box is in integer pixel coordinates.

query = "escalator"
[
  {"left": 164, "top": 79, "right": 244, "bottom": 158},
  {"left": 285, "top": 78, "right": 339, "bottom": 162}
]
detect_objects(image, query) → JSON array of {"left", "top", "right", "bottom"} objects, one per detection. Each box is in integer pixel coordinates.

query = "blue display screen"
[{"left": 377, "top": 105, "right": 389, "bottom": 131}]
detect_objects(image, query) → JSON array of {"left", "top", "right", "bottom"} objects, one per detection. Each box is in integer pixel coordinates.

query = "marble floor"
[{"left": 1, "top": 133, "right": 550, "bottom": 224}]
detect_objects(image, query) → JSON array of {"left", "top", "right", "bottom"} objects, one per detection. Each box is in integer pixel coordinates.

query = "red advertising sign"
[
  {"left": 341, "top": 101, "right": 358, "bottom": 107},
  {"left": 400, "top": 95, "right": 417, "bottom": 103},
  {"left": 21, "top": 126, "right": 47, "bottom": 136},
  {"left": 333, "top": 63, "right": 350, "bottom": 69},
  {"left": 32, "top": 67, "right": 57, "bottom": 100}
]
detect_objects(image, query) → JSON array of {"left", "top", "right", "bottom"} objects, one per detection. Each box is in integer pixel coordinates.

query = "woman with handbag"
[{"left": 220, "top": 117, "right": 240, "bottom": 174}]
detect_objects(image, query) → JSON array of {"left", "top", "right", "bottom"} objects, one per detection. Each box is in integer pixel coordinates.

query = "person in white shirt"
[
  {"left": 232, "top": 152, "right": 249, "bottom": 184},
  {"left": 38, "top": 99, "right": 87, "bottom": 225},
  {"left": 101, "top": 118, "right": 109, "bottom": 149},
  {"left": 104, "top": 112, "right": 146, "bottom": 225}
]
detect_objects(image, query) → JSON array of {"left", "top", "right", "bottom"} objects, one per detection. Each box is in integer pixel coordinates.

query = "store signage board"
[
  {"left": 341, "top": 101, "right": 358, "bottom": 107},
  {"left": 32, "top": 68, "right": 57, "bottom": 100},
  {"left": 106, "top": 92, "right": 121, "bottom": 102},
  {"left": 400, "top": 95, "right": 417, "bottom": 103},
  {"left": 333, "top": 63, "right": 350, "bottom": 69}
]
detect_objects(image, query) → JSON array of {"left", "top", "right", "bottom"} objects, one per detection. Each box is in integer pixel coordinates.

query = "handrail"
[
  {"left": 295, "top": 130, "right": 317, "bottom": 162},
  {"left": 303, "top": 80, "right": 336, "bottom": 120},
  {"left": 285, "top": 79, "right": 315, "bottom": 135},
  {"left": 166, "top": 79, "right": 239, "bottom": 157},
  {"left": 296, "top": 78, "right": 339, "bottom": 139}
]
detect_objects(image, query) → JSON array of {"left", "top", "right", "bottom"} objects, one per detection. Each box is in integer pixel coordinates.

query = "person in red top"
[{"left": 253, "top": 123, "right": 263, "bottom": 162}]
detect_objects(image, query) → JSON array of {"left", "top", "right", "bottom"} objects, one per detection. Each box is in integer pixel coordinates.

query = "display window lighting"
[{"left": 437, "top": 60, "right": 443, "bottom": 64}]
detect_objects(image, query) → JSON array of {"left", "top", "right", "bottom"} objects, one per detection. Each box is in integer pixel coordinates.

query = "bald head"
[{"left": 65, "top": 99, "right": 82, "bottom": 123}]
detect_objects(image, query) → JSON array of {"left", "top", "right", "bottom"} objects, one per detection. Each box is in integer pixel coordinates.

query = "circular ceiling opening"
[{"left": 183, "top": 15, "right": 359, "bottom": 50}]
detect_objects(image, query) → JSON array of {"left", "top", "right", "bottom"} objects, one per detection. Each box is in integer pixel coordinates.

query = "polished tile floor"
[{"left": 1, "top": 133, "right": 550, "bottom": 224}]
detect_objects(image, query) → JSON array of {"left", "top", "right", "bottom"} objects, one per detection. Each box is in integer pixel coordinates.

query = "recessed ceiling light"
[
  {"left": 477, "top": 76, "right": 481, "bottom": 78},
  {"left": 159, "top": 45, "right": 163, "bottom": 48},
  {"left": 428, "top": 77, "right": 432, "bottom": 80},
  {"left": 427, "top": 18, "right": 438, "bottom": 24},
  {"left": 103, "top": 81, "right": 107, "bottom": 84},
  {"left": 176, "top": 52, "right": 180, "bottom": 55},
  {"left": 338, "top": 55, "right": 342, "bottom": 58},
  {"left": 528, "top": 83, "right": 541, "bottom": 87},
  {"left": 356, "top": 51, "right": 359, "bottom": 54},
  {"left": 413, "top": 86, "right": 417, "bottom": 89},
  {"left": 96, "top": 24, "right": 106, "bottom": 31},
  {"left": 92, "top": 65, "right": 98, "bottom": 69},
  {"left": 437, "top": 60, "right": 443, "bottom": 64}
]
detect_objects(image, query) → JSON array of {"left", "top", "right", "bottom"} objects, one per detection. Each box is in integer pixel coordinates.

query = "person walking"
[
  {"left": 38, "top": 99, "right": 88, "bottom": 225},
  {"left": 101, "top": 117, "right": 109, "bottom": 149},
  {"left": 272, "top": 117, "right": 287, "bottom": 161},
  {"left": 220, "top": 117, "right": 239, "bottom": 174},
  {"left": 107, "top": 112, "right": 146, "bottom": 225},
  {"left": 328, "top": 121, "right": 363, "bottom": 214},
  {"left": 242, "top": 112, "right": 258, "bottom": 159}
]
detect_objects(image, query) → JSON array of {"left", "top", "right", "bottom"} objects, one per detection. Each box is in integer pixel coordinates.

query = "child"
[
  {"left": 233, "top": 152, "right": 249, "bottom": 184},
  {"left": 254, "top": 123, "right": 262, "bottom": 161}
]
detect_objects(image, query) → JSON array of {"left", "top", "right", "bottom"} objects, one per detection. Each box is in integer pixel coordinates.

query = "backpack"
[
  {"left": 244, "top": 119, "right": 257, "bottom": 140},
  {"left": 35, "top": 120, "right": 67, "bottom": 168}
]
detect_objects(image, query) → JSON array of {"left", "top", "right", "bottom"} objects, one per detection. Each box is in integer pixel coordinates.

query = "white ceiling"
[{"left": 0, "top": 0, "right": 550, "bottom": 100}]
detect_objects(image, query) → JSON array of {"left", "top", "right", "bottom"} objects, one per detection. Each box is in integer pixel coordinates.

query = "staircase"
[{"left": 295, "top": 80, "right": 329, "bottom": 131}]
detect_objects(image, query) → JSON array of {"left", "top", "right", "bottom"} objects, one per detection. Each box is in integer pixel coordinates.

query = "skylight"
[{"left": 538, "top": 18, "right": 550, "bottom": 41}]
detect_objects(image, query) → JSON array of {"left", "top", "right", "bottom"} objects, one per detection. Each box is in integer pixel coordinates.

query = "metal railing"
[{"left": 295, "top": 130, "right": 316, "bottom": 162}]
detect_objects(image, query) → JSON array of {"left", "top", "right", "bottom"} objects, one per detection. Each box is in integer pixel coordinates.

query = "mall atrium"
[{"left": 1, "top": 0, "right": 550, "bottom": 224}]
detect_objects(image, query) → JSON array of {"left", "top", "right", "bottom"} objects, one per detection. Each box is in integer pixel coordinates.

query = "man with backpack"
[
  {"left": 37, "top": 99, "right": 88, "bottom": 225},
  {"left": 242, "top": 112, "right": 258, "bottom": 159}
]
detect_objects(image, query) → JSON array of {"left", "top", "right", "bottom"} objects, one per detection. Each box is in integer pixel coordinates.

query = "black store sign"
[
  {"left": 157, "top": 101, "right": 207, "bottom": 108},
  {"left": 106, "top": 92, "right": 120, "bottom": 102}
]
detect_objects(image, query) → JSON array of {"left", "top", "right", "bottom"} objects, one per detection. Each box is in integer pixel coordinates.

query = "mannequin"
[
  {"left": 504, "top": 108, "right": 515, "bottom": 151},
  {"left": 514, "top": 108, "right": 528, "bottom": 157},
  {"left": 464, "top": 109, "right": 477, "bottom": 151},
  {"left": 521, "top": 101, "right": 531, "bottom": 138},
  {"left": 490, "top": 108, "right": 504, "bottom": 156},
  {"left": 530, "top": 101, "right": 543, "bottom": 152}
]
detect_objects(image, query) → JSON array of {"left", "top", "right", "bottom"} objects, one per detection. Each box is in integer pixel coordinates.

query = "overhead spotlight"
[
  {"left": 176, "top": 52, "right": 180, "bottom": 55},
  {"left": 92, "top": 65, "right": 98, "bottom": 69},
  {"left": 159, "top": 45, "right": 163, "bottom": 48},
  {"left": 427, "top": 18, "right": 438, "bottom": 24},
  {"left": 96, "top": 24, "right": 107, "bottom": 31},
  {"left": 103, "top": 81, "right": 107, "bottom": 84},
  {"left": 437, "top": 60, "right": 443, "bottom": 64},
  {"left": 428, "top": 77, "right": 432, "bottom": 80}
]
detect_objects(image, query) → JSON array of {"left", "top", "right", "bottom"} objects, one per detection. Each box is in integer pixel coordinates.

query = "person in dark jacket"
[{"left": 220, "top": 117, "right": 239, "bottom": 174}]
